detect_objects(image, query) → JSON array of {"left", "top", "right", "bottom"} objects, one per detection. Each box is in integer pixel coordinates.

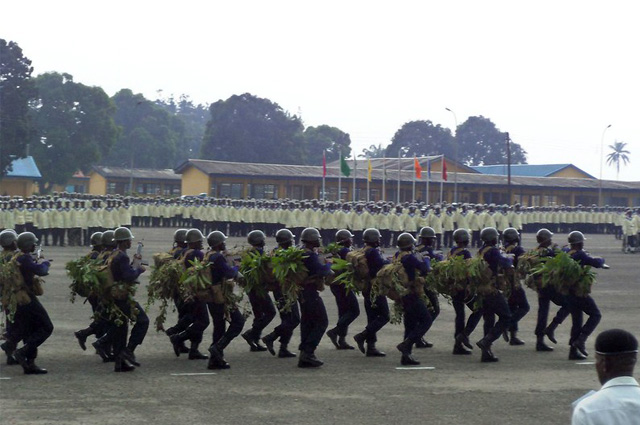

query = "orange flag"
[
  {"left": 414, "top": 156, "right": 422, "bottom": 179},
  {"left": 442, "top": 158, "right": 448, "bottom": 181}
]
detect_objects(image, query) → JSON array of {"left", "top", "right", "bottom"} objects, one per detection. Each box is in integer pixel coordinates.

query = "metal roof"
[
  {"left": 92, "top": 165, "right": 181, "bottom": 180},
  {"left": 471, "top": 164, "right": 596, "bottom": 179},
  {"left": 4, "top": 156, "right": 42, "bottom": 179},
  {"left": 329, "top": 156, "right": 479, "bottom": 174},
  {"left": 175, "top": 159, "right": 640, "bottom": 191}
]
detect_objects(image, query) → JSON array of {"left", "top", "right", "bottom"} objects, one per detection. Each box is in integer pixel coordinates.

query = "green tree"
[
  {"left": 456, "top": 116, "right": 527, "bottom": 165},
  {"left": 0, "top": 39, "right": 37, "bottom": 175},
  {"left": 200, "top": 93, "right": 305, "bottom": 164},
  {"left": 156, "top": 94, "right": 209, "bottom": 162},
  {"left": 302, "top": 125, "right": 351, "bottom": 165},
  {"left": 385, "top": 120, "right": 454, "bottom": 158},
  {"left": 31, "top": 72, "right": 119, "bottom": 190},
  {"left": 606, "top": 141, "right": 630, "bottom": 180},
  {"left": 103, "top": 89, "right": 183, "bottom": 169},
  {"left": 359, "top": 143, "right": 386, "bottom": 158}
]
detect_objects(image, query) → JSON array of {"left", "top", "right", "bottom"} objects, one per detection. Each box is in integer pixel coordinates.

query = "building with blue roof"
[
  {"left": 471, "top": 163, "right": 595, "bottom": 179},
  {"left": 0, "top": 156, "right": 42, "bottom": 197}
]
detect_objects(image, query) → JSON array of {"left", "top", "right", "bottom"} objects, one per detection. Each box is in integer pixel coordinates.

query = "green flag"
[{"left": 340, "top": 154, "right": 351, "bottom": 177}]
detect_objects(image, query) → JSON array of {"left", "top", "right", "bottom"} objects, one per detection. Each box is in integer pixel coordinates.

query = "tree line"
[{"left": 1, "top": 39, "right": 528, "bottom": 191}]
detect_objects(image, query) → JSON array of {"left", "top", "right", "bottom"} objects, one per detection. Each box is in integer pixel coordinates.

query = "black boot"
[
  {"left": 502, "top": 330, "right": 510, "bottom": 343},
  {"left": 25, "top": 359, "right": 48, "bottom": 375},
  {"left": 209, "top": 336, "right": 231, "bottom": 366},
  {"left": 452, "top": 342, "right": 472, "bottom": 355},
  {"left": 121, "top": 347, "right": 140, "bottom": 367},
  {"left": 14, "top": 347, "right": 48, "bottom": 375},
  {"left": 544, "top": 321, "right": 559, "bottom": 344},
  {"left": 509, "top": 331, "right": 525, "bottom": 346},
  {"left": 569, "top": 346, "right": 587, "bottom": 360},
  {"left": 170, "top": 331, "right": 189, "bottom": 357},
  {"left": 477, "top": 338, "right": 499, "bottom": 362},
  {"left": 1, "top": 341, "right": 18, "bottom": 365},
  {"left": 92, "top": 339, "right": 113, "bottom": 363},
  {"left": 114, "top": 355, "right": 135, "bottom": 372},
  {"left": 189, "top": 342, "right": 209, "bottom": 360},
  {"left": 415, "top": 338, "right": 434, "bottom": 349},
  {"left": 326, "top": 328, "right": 340, "bottom": 349},
  {"left": 401, "top": 354, "right": 421, "bottom": 366},
  {"left": 536, "top": 336, "right": 554, "bottom": 352},
  {"left": 337, "top": 335, "right": 355, "bottom": 350},
  {"left": 298, "top": 351, "right": 323, "bottom": 368},
  {"left": 278, "top": 345, "right": 296, "bottom": 358},
  {"left": 455, "top": 333, "right": 473, "bottom": 350},
  {"left": 74, "top": 328, "right": 94, "bottom": 351},
  {"left": 261, "top": 332, "right": 278, "bottom": 356},
  {"left": 353, "top": 331, "right": 367, "bottom": 354},
  {"left": 572, "top": 334, "right": 589, "bottom": 357},
  {"left": 366, "top": 342, "right": 386, "bottom": 357}
]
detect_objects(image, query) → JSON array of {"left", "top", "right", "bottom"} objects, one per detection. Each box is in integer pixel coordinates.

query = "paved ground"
[{"left": 1, "top": 229, "right": 638, "bottom": 425}]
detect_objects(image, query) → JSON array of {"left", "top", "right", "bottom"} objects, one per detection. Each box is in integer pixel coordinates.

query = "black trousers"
[
  {"left": 452, "top": 292, "right": 482, "bottom": 337},
  {"left": 272, "top": 288, "right": 301, "bottom": 345},
  {"left": 247, "top": 290, "right": 276, "bottom": 339},
  {"left": 535, "top": 285, "right": 570, "bottom": 337},
  {"left": 567, "top": 294, "right": 601, "bottom": 344},
  {"left": 362, "top": 290, "right": 390, "bottom": 343},
  {"left": 13, "top": 297, "right": 54, "bottom": 360},
  {"left": 507, "top": 286, "right": 530, "bottom": 332},
  {"left": 402, "top": 293, "right": 433, "bottom": 344},
  {"left": 479, "top": 292, "right": 512, "bottom": 344},
  {"left": 298, "top": 286, "right": 328, "bottom": 353},
  {"left": 207, "top": 302, "right": 245, "bottom": 345},
  {"left": 329, "top": 284, "right": 360, "bottom": 337},
  {"left": 110, "top": 300, "right": 149, "bottom": 356}
]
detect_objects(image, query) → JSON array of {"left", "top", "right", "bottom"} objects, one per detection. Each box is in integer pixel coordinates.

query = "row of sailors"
[{"left": 2, "top": 199, "right": 638, "bottom": 234}]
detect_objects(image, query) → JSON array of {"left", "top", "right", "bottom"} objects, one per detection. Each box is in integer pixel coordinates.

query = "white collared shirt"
[{"left": 572, "top": 376, "right": 640, "bottom": 425}]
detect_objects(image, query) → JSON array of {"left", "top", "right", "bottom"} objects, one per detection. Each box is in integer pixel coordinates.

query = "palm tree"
[
  {"left": 606, "top": 141, "right": 631, "bottom": 180},
  {"left": 359, "top": 143, "right": 386, "bottom": 158}
]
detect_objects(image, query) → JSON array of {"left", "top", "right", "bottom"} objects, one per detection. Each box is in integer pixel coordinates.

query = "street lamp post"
[
  {"left": 445, "top": 107, "right": 459, "bottom": 203},
  {"left": 598, "top": 124, "right": 612, "bottom": 206}
]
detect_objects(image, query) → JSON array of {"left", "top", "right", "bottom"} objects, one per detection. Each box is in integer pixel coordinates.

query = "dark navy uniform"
[
  {"left": 328, "top": 246, "right": 360, "bottom": 341},
  {"left": 360, "top": 246, "right": 390, "bottom": 346},
  {"left": 298, "top": 249, "right": 331, "bottom": 356},
  {"left": 243, "top": 247, "right": 276, "bottom": 346},
  {"left": 207, "top": 251, "right": 245, "bottom": 350},
  {"left": 504, "top": 243, "right": 530, "bottom": 338},
  {"left": 449, "top": 247, "right": 483, "bottom": 347},
  {"left": 398, "top": 251, "right": 433, "bottom": 347}
]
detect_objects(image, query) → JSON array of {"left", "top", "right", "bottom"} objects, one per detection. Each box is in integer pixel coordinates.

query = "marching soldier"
[
  {"left": 206, "top": 231, "right": 246, "bottom": 369},
  {"left": 12, "top": 232, "right": 54, "bottom": 374},
  {"left": 502, "top": 227, "right": 530, "bottom": 345},
  {"left": 353, "top": 228, "right": 389, "bottom": 357},
  {"left": 395, "top": 232, "right": 433, "bottom": 366},
  {"left": 415, "top": 226, "right": 442, "bottom": 348},
  {"left": 297, "top": 227, "right": 332, "bottom": 368},
  {"left": 261, "top": 228, "right": 301, "bottom": 357},
  {"left": 325, "top": 229, "right": 359, "bottom": 350}
]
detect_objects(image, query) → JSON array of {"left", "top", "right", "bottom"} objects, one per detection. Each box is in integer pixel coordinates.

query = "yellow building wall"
[
  {"left": 0, "top": 179, "right": 39, "bottom": 197},
  {"left": 88, "top": 173, "right": 107, "bottom": 195},
  {"left": 181, "top": 166, "right": 210, "bottom": 196},
  {"left": 549, "top": 167, "right": 593, "bottom": 179}
]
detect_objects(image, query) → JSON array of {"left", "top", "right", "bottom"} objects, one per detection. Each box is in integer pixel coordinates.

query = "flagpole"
[
  {"left": 397, "top": 151, "right": 401, "bottom": 204},
  {"left": 412, "top": 155, "right": 416, "bottom": 202},
  {"left": 366, "top": 155, "right": 370, "bottom": 203},
  {"left": 440, "top": 155, "right": 444, "bottom": 204},
  {"left": 322, "top": 150, "right": 326, "bottom": 203},
  {"left": 353, "top": 156, "right": 357, "bottom": 203},
  {"left": 338, "top": 151, "right": 342, "bottom": 202},
  {"left": 382, "top": 153, "right": 386, "bottom": 202},
  {"left": 426, "top": 158, "right": 430, "bottom": 205}
]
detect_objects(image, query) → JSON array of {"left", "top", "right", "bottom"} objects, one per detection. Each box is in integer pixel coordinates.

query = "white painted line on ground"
[
  {"left": 575, "top": 362, "right": 595, "bottom": 365},
  {"left": 0, "top": 377, "right": 11, "bottom": 380},
  {"left": 170, "top": 372, "right": 217, "bottom": 376},
  {"left": 395, "top": 366, "right": 436, "bottom": 370}
]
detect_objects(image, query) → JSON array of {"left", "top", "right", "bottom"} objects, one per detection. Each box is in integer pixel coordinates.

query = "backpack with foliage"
[
  {"left": 370, "top": 251, "right": 411, "bottom": 302},
  {"left": 66, "top": 254, "right": 110, "bottom": 302},
  {"left": 345, "top": 246, "right": 372, "bottom": 291},
  {"left": 0, "top": 252, "right": 30, "bottom": 322}
]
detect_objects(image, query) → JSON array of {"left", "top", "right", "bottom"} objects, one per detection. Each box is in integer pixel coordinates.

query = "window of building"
[
  {"left": 219, "top": 183, "right": 243, "bottom": 199},
  {"left": 251, "top": 184, "right": 277, "bottom": 199},
  {"left": 107, "top": 182, "right": 117, "bottom": 194}
]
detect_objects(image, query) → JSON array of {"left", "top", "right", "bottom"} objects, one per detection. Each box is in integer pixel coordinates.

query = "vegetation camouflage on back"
[
  {"left": 516, "top": 250, "right": 549, "bottom": 291},
  {"left": 370, "top": 254, "right": 410, "bottom": 303},
  {"left": 330, "top": 258, "right": 360, "bottom": 294},
  {"left": 320, "top": 243, "right": 342, "bottom": 257},
  {"left": 146, "top": 253, "right": 184, "bottom": 332},
  {"left": 239, "top": 250, "right": 274, "bottom": 298},
  {"left": 0, "top": 253, "right": 28, "bottom": 322},
  {"left": 270, "top": 246, "right": 309, "bottom": 313},
  {"left": 529, "top": 251, "right": 597, "bottom": 297},
  {"left": 65, "top": 256, "right": 109, "bottom": 303},
  {"left": 425, "top": 255, "right": 469, "bottom": 301}
]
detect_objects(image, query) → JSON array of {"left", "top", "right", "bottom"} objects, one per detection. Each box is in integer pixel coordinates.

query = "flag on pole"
[
  {"left": 340, "top": 153, "right": 351, "bottom": 177},
  {"left": 414, "top": 156, "right": 422, "bottom": 179},
  {"left": 367, "top": 157, "right": 372, "bottom": 182},
  {"left": 442, "top": 157, "right": 448, "bottom": 181},
  {"left": 322, "top": 150, "right": 327, "bottom": 177}
]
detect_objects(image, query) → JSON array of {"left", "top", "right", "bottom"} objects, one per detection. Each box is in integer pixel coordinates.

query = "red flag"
[
  {"left": 442, "top": 158, "right": 448, "bottom": 181},
  {"left": 414, "top": 156, "right": 422, "bottom": 179},
  {"left": 322, "top": 151, "right": 327, "bottom": 177}
]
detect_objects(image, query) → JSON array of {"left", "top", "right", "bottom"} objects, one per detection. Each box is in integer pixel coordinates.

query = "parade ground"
[{"left": 1, "top": 229, "right": 638, "bottom": 425}]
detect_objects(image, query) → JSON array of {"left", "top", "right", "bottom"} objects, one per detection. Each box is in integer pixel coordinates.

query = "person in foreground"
[{"left": 571, "top": 328, "right": 640, "bottom": 425}]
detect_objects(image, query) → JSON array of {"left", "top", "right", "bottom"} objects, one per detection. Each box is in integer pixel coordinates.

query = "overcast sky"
[{"left": 4, "top": 0, "right": 639, "bottom": 181}]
